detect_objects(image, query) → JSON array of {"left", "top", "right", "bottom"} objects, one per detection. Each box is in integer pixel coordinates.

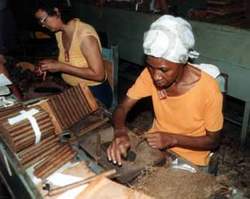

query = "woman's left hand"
[
  {"left": 39, "top": 59, "right": 63, "bottom": 73},
  {"left": 145, "top": 132, "right": 178, "bottom": 149}
]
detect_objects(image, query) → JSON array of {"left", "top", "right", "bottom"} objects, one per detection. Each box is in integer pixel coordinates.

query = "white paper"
[
  {"left": 47, "top": 173, "right": 89, "bottom": 198},
  {"left": 0, "top": 74, "right": 12, "bottom": 86},
  {"left": 26, "top": 166, "right": 42, "bottom": 185},
  {"left": 0, "top": 86, "right": 10, "bottom": 95},
  {"left": 47, "top": 173, "right": 83, "bottom": 187},
  {"left": 8, "top": 109, "right": 39, "bottom": 125},
  {"left": 8, "top": 109, "right": 42, "bottom": 144}
]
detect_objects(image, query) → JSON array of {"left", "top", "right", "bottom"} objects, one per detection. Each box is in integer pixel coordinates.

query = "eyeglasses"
[{"left": 38, "top": 15, "right": 49, "bottom": 25}]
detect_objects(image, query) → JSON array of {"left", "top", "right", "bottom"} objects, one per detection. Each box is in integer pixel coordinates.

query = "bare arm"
[
  {"left": 146, "top": 130, "right": 221, "bottom": 151},
  {"left": 107, "top": 96, "right": 138, "bottom": 165},
  {"left": 174, "top": 130, "right": 221, "bottom": 151},
  {"left": 112, "top": 96, "right": 138, "bottom": 135}
]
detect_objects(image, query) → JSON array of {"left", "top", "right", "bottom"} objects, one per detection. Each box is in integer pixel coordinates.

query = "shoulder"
[
  {"left": 76, "top": 19, "right": 98, "bottom": 36},
  {"left": 188, "top": 63, "right": 220, "bottom": 91},
  {"left": 201, "top": 71, "right": 219, "bottom": 86},
  {"left": 200, "top": 71, "right": 221, "bottom": 96},
  {"left": 137, "top": 68, "right": 152, "bottom": 81}
]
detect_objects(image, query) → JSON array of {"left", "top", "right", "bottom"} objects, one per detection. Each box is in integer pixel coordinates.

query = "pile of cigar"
[
  {"left": 0, "top": 105, "right": 76, "bottom": 179},
  {"left": 47, "top": 84, "right": 98, "bottom": 130},
  {"left": 0, "top": 103, "right": 24, "bottom": 119},
  {"left": 0, "top": 107, "right": 54, "bottom": 152},
  {"left": 33, "top": 144, "right": 76, "bottom": 179}
]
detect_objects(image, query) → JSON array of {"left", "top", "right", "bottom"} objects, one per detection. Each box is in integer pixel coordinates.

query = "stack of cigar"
[
  {"left": 17, "top": 138, "right": 76, "bottom": 179},
  {"left": 47, "top": 84, "right": 98, "bottom": 130},
  {"left": 0, "top": 105, "right": 77, "bottom": 179},
  {"left": 17, "top": 135, "right": 60, "bottom": 168},
  {"left": 0, "top": 108, "right": 55, "bottom": 152},
  {"left": 33, "top": 144, "right": 76, "bottom": 179},
  {"left": 17, "top": 135, "right": 76, "bottom": 179},
  {"left": 0, "top": 103, "right": 24, "bottom": 121}
]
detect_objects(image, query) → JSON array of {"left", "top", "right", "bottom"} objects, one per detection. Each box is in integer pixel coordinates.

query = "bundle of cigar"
[
  {"left": 17, "top": 135, "right": 60, "bottom": 168},
  {"left": 0, "top": 107, "right": 55, "bottom": 152},
  {"left": 47, "top": 84, "right": 98, "bottom": 130},
  {"left": 0, "top": 103, "right": 24, "bottom": 121},
  {"left": 0, "top": 104, "right": 77, "bottom": 180},
  {"left": 33, "top": 144, "right": 76, "bottom": 179},
  {"left": 17, "top": 136, "right": 77, "bottom": 179}
]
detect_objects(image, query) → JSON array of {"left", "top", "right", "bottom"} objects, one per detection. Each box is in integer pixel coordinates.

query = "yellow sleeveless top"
[{"left": 55, "top": 19, "right": 102, "bottom": 86}]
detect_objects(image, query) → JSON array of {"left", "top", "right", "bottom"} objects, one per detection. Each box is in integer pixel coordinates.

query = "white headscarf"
[{"left": 143, "top": 15, "right": 199, "bottom": 64}]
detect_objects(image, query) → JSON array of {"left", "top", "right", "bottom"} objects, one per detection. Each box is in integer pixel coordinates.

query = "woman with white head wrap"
[
  {"left": 107, "top": 15, "right": 223, "bottom": 170},
  {"left": 144, "top": 15, "right": 221, "bottom": 78},
  {"left": 143, "top": 15, "right": 199, "bottom": 64}
]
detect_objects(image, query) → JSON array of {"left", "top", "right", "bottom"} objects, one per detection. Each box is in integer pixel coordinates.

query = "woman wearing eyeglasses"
[{"left": 34, "top": 1, "right": 112, "bottom": 108}]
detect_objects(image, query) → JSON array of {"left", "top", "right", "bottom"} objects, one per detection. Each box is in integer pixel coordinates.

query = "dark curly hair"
[{"left": 35, "top": 0, "right": 73, "bottom": 23}]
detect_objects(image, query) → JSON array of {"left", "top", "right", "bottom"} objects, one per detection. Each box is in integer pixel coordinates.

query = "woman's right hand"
[
  {"left": 33, "top": 65, "right": 43, "bottom": 76},
  {"left": 106, "top": 131, "right": 130, "bottom": 166}
]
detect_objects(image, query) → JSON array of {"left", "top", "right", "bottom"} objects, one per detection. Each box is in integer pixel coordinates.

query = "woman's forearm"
[
  {"left": 60, "top": 63, "right": 105, "bottom": 81},
  {"left": 173, "top": 132, "right": 221, "bottom": 151}
]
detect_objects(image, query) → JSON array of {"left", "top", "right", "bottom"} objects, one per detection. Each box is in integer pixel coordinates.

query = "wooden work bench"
[
  {"left": 0, "top": 134, "right": 151, "bottom": 199},
  {"left": 0, "top": 73, "right": 149, "bottom": 198}
]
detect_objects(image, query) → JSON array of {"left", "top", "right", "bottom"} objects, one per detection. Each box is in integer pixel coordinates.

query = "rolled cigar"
[
  {"left": 79, "top": 85, "right": 93, "bottom": 112},
  {"left": 59, "top": 94, "right": 75, "bottom": 126},
  {"left": 48, "top": 99, "right": 64, "bottom": 129},
  {"left": 9, "top": 115, "right": 51, "bottom": 136},
  {"left": 63, "top": 89, "right": 78, "bottom": 123},
  {"left": 13, "top": 121, "right": 53, "bottom": 142},
  {"left": 14, "top": 125, "right": 54, "bottom": 144},
  {"left": 1, "top": 133, "right": 16, "bottom": 151},
  {"left": 11, "top": 118, "right": 52, "bottom": 140},
  {"left": 15, "top": 128, "right": 54, "bottom": 149},
  {"left": 34, "top": 145, "right": 71, "bottom": 172},
  {"left": 4, "top": 111, "right": 48, "bottom": 132},
  {"left": 0, "top": 103, "right": 23, "bottom": 114},
  {"left": 53, "top": 96, "right": 71, "bottom": 128},
  {"left": 34, "top": 145, "right": 71, "bottom": 170},
  {"left": 18, "top": 135, "right": 58, "bottom": 158},
  {"left": 76, "top": 86, "right": 91, "bottom": 113},
  {"left": 35, "top": 148, "right": 73, "bottom": 176},
  {"left": 69, "top": 90, "right": 82, "bottom": 122},
  {"left": 34, "top": 148, "right": 74, "bottom": 177},
  {"left": 15, "top": 128, "right": 54, "bottom": 152},
  {"left": 42, "top": 71, "right": 47, "bottom": 81},
  {"left": 68, "top": 88, "right": 82, "bottom": 119},
  {"left": 21, "top": 144, "right": 58, "bottom": 165},
  {"left": 73, "top": 86, "right": 88, "bottom": 115},
  {"left": 22, "top": 144, "right": 62, "bottom": 169},
  {"left": 0, "top": 111, "right": 24, "bottom": 122},
  {"left": 20, "top": 138, "right": 59, "bottom": 161},
  {"left": 37, "top": 152, "right": 76, "bottom": 180},
  {"left": 72, "top": 87, "right": 87, "bottom": 116},
  {"left": 0, "top": 104, "right": 24, "bottom": 119},
  {"left": 79, "top": 84, "right": 98, "bottom": 112},
  {"left": 57, "top": 94, "right": 74, "bottom": 127}
]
